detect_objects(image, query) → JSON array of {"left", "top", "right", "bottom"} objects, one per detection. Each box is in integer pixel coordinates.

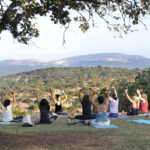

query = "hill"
[
  {"left": 0, "top": 66, "right": 140, "bottom": 100},
  {"left": 0, "top": 53, "right": 149, "bottom": 75},
  {"left": 56, "top": 53, "right": 150, "bottom": 68}
]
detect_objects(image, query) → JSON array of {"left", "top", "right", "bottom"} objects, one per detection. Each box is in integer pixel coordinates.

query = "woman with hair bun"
[{"left": 90, "top": 87, "right": 110, "bottom": 126}]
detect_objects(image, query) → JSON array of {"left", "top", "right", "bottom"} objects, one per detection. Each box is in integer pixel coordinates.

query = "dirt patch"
[{"left": 0, "top": 132, "right": 124, "bottom": 150}]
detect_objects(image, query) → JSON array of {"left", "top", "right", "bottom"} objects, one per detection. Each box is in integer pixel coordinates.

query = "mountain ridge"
[{"left": 0, "top": 53, "right": 149, "bottom": 76}]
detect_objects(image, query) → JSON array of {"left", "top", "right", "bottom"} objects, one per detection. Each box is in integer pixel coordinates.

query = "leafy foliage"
[
  {"left": 0, "top": 66, "right": 141, "bottom": 112},
  {"left": 0, "top": 0, "right": 149, "bottom": 43}
]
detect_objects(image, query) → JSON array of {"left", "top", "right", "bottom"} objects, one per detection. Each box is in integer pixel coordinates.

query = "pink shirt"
[{"left": 141, "top": 100, "right": 148, "bottom": 112}]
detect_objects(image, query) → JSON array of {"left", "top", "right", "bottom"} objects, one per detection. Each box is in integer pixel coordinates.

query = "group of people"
[
  {"left": 68, "top": 87, "right": 149, "bottom": 126},
  {"left": 0, "top": 87, "right": 149, "bottom": 127}
]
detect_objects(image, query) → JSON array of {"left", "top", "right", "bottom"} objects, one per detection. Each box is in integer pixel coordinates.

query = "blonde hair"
[
  {"left": 142, "top": 94, "right": 147, "bottom": 100},
  {"left": 133, "top": 96, "right": 139, "bottom": 101}
]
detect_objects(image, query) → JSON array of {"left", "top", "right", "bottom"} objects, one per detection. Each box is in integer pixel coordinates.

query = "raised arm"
[
  {"left": 79, "top": 88, "right": 83, "bottom": 102},
  {"left": 136, "top": 89, "right": 146, "bottom": 103},
  {"left": 49, "top": 88, "right": 57, "bottom": 104},
  {"left": 61, "top": 91, "right": 67, "bottom": 103},
  {"left": 11, "top": 91, "right": 16, "bottom": 106},
  {"left": 112, "top": 86, "right": 118, "bottom": 98},
  {"left": 124, "top": 89, "right": 134, "bottom": 104},
  {"left": 1, "top": 91, "right": 6, "bottom": 104},
  {"left": 90, "top": 88, "right": 98, "bottom": 109},
  {"left": 36, "top": 91, "right": 40, "bottom": 108},
  {"left": 105, "top": 87, "right": 110, "bottom": 109}
]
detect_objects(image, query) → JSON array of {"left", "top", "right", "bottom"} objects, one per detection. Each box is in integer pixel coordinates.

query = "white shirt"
[
  {"left": 2, "top": 104, "right": 13, "bottom": 122},
  {"left": 109, "top": 97, "right": 119, "bottom": 113}
]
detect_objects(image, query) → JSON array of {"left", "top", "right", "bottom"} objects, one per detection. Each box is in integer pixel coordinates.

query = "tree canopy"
[{"left": 0, "top": 0, "right": 149, "bottom": 44}]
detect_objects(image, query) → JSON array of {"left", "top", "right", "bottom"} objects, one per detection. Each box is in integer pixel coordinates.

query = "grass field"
[{"left": 0, "top": 116, "right": 150, "bottom": 150}]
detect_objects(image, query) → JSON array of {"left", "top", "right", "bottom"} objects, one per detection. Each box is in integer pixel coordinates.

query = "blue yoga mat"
[
  {"left": 91, "top": 124, "right": 118, "bottom": 128},
  {"left": 0, "top": 122, "right": 13, "bottom": 125},
  {"left": 127, "top": 119, "right": 150, "bottom": 124}
]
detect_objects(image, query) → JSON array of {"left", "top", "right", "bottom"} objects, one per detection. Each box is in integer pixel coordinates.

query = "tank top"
[
  {"left": 55, "top": 103, "right": 62, "bottom": 112},
  {"left": 96, "top": 105, "right": 108, "bottom": 122},
  {"left": 141, "top": 100, "right": 148, "bottom": 112}
]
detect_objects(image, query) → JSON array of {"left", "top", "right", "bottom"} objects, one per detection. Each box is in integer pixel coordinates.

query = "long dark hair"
[
  {"left": 39, "top": 99, "right": 50, "bottom": 111},
  {"left": 83, "top": 95, "right": 89, "bottom": 101}
]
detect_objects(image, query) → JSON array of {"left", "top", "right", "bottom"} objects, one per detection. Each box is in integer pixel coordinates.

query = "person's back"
[
  {"left": 2, "top": 99, "right": 13, "bottom": 122},
  {"left": 110, "top": 98, "right": 118, "bottom": 113},
  {"left": 140, "top": 94, "right": 148, "bottom": 113},
  {"left": 95, "top": 108, "right": 108, "bottom": 123},
  {"left": 125, "top": 89, "right": 139, "bottom": 116},
  {"left": 109, "top": 87, "right": 119, "bottom": 117},
  {"left": 95, "top": 96, "right": 109, "bottom": 124},
  {"left": 75, "top": 93, "right": 95, "bottom": 120},
  {"left": 90, "top": 89, "right": 110, "bottom": 126},
  {"left": 81, "top": 95, "right": 92, "bottom": 119},
  {"left": 1, "top": 91, "right": 17, "bottom": 122},
  {"left": 39, "top": 99, "right": 51, "bottom": 123}
]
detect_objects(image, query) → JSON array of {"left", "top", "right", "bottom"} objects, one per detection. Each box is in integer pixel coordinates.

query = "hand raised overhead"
[
  {"left": 136, "top": 89, "right": 142, "bottom": 94},
  {"left": 49, "top": 88, "right": 53, "bottom": 93},
  {"left": 3, "top": 91, "right": 6, "bottom": 97},
  {"left": 79, "top": 88, "right": 83, "bottom": 92},
  {"left": 11, "top": 91, "right": 15, "bottom": 95},
  {"left": 124, "top": 89, "right": 128, "bottom": 94},
  {"left": 89, "top": 88, "right": 99, "bottom": 94}
]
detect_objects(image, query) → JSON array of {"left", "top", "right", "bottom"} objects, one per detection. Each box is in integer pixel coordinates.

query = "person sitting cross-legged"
[
  {"left": 35, "top": 91, "right": 57, "bottom": 124},
  {"left": 124, "top": 89, "right": 139, "bottom": 116},
  {"left": 50, "top": 88, "right": 68, "bottom": 115},
  {"left": 1, "top": 91, "right": 23, "bottom": 122},
  {"left": 89, "top": 87, "right": 110, "bottom": 126},
  {"left": 108, "top": 87, "right": 119, "bottom": 118},
  {"left": 137, "top": 89, "right": 148, "bottom": 115},
  {"left": 67, "top": 88, "right": 96, "bottom": 125}
]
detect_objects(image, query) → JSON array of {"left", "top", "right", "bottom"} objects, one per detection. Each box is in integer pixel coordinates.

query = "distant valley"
[{"left": 0, "top": 53, "right": 150, "bottom": 75}]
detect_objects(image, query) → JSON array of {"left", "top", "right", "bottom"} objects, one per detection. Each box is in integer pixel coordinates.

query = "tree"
[{"left": 0, "top": 0, "right": 150, "bottom": 44}]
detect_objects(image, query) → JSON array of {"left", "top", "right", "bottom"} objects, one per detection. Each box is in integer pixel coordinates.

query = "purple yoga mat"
[
  {"left": 109, "top": 116, "right": 132, "bottom": 118},
  {"left": 117, "top": 116, "right": 132, "bottom": 118}
]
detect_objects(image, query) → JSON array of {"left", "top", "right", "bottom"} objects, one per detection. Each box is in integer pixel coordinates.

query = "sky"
[{"left": 0, "top": 16, "right": 150, "bottom": 61}]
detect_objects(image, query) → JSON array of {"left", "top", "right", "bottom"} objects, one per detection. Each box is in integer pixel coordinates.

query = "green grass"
[{"left": 0, "top": 116, "right": 150, "bottom": 149}]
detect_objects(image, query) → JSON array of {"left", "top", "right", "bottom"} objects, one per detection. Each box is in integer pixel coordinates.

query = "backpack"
[{"left": 22, "top": 115, "right": 33, "bottom": 127}]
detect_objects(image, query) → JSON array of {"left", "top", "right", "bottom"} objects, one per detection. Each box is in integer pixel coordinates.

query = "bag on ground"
[{"left": 22, "top": 115, "right": 33, "bottom": 127}]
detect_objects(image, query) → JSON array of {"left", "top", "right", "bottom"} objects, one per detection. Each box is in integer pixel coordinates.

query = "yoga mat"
[
  {"left": 109, "top": 116, "right": 132, "bottom": 118},
  {"left": 127, "top": 119, "right": 150, "bottom": 124},
  {"left": 118, "top": 116, "right": 132, "bottom": 118},
  {"left": 0, "top": 122, "right": 13, "bottom": 125},
  {"left": 91, "top": 124, "right": 118, "bottom": 128}
]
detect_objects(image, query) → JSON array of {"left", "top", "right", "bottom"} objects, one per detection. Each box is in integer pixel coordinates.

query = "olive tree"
[{"left": 0, "top": 0, "right": 149, "bottom": 44}]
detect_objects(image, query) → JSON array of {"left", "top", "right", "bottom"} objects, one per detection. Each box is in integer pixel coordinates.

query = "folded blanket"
[
  {"left": 127, "top": 119, "right": 150, "bottom": 124},
  {"left": 91, "top": 124, "right": 118, "bottom": 128}
]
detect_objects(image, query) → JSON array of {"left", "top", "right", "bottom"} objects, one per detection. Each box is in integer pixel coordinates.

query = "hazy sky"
[{"left": 0, "top": 17, "right": 150, "bottom": 61}]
